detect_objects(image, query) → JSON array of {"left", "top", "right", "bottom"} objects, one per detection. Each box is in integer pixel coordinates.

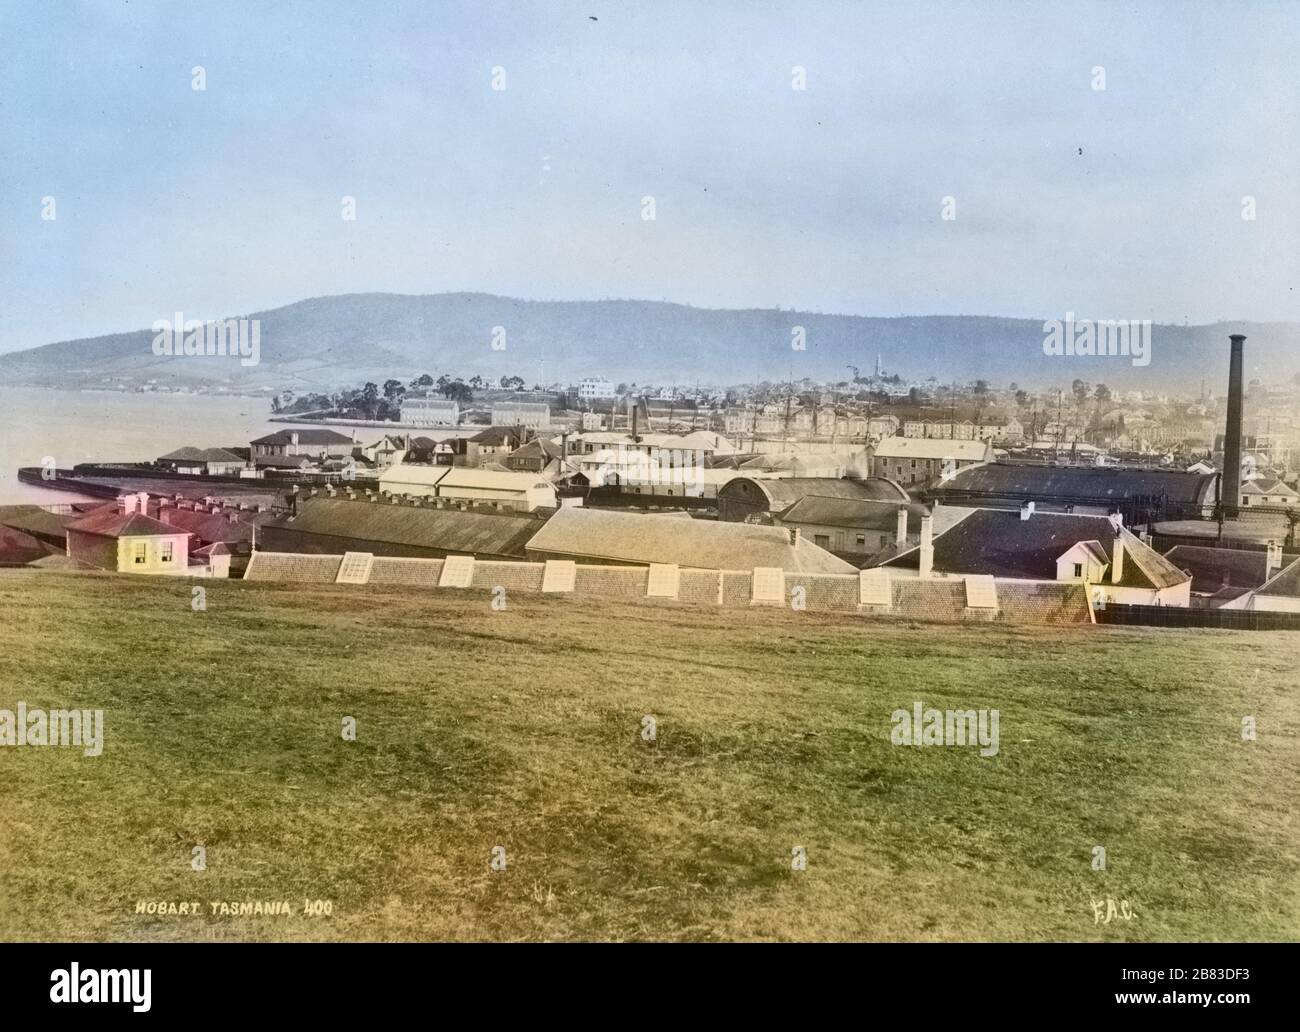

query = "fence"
[{"left": 1095, "top": 603, "right": 1300, "bottom": 631}]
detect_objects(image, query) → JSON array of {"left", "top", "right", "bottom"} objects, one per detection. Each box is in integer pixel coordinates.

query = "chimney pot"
[
  {"left": 1266, "top": 539, "right": 1283, "bottom": 576},
  {"left": 919, "top": 514, "right": 934, "bottom": 579}
]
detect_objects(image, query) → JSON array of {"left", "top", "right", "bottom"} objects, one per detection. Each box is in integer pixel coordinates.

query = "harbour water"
[{"left": 0, "top": 387, "right": 292, "bottom": 505}]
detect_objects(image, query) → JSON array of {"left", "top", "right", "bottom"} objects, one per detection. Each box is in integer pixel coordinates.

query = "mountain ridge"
[{"left": 2, "top": 292, "right": 1294, "bottom": 392}]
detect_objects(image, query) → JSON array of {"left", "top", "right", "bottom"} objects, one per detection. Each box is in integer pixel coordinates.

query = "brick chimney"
[
  {"left": 1267, "top": 539, "right": 1283, "bottom": 578},
  {"left": 1110, "top": 519, "right": 1125, "bottom": 584},
  {"left": 789, "top": 527, "right": 800, "bottom": 546},
  {"left": 896, "top": 506, "right": 908, "bottom": 547},
  {"left": 919, "top": 514, "right": 934, "bottom": 579},
  {"left": 1222, "top": 334, "right": 1246, "bottom": 513}
]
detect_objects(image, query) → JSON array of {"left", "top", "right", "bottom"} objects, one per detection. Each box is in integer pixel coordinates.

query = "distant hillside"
[{"left": 2, "top": 292, "right": 1296, "bottom": 392}]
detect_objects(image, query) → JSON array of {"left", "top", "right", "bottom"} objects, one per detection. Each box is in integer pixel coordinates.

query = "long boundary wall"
[{"left": 244, "top": 550, "right": 1093, "bottom": 625}]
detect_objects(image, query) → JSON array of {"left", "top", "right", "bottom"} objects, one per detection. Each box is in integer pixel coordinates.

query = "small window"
[
  {"left": 1073, "top": 563, "right": 1083, "bottom": 578},
  {"left": 133, "top": 542, "right": 147, "bottom": 564},
  {"left": 161, "top": 541, "right": 174, "bottom": 562}
]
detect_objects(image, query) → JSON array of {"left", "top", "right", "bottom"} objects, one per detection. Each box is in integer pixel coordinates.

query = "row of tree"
[{"left": 270, "top": 372, "right": 537, "bottom": 421}]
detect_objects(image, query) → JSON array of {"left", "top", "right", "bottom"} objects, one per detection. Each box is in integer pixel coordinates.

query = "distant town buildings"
[
  {"left": 491, "top": 402, "right": 551, "bottom": 429},
  {"left": 578, "top": 377, "right": 616, "bottom": 401},
  {"left": 399, "top": 394, "right": 460, "bottom": 427}
]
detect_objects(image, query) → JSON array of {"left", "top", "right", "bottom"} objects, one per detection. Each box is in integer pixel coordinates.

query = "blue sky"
[{"left": 1, "top": 0, "right": 1297, "bottom": 353}]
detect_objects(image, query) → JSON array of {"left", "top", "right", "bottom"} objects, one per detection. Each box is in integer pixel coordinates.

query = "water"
[{"left": 0, "top": 387, "right": 299, "bottom": 504}]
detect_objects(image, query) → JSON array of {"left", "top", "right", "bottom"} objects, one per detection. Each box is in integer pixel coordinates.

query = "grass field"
[{"left": 0, "top": 568, "right": 1296, "bottom": 942}]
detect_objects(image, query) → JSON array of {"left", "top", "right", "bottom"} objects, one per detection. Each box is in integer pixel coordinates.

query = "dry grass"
[{"left": 0, "top": 569, "right": 1296, "bottom": 941}]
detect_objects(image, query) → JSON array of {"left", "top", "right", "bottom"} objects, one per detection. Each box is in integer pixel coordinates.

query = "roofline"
[{"left": 1254, "top": 553, "right": 1300, "bottom": 595}]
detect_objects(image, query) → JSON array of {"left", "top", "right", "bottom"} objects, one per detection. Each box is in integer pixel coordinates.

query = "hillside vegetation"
[{"left": 2, "top": 292, "right": 1297, "bottom": 390}]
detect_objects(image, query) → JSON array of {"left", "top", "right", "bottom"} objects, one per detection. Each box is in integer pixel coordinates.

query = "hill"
[
  {"left": 0, "top": 570, "right": 1296, "bottom": 942},
  {"left": 2, "top": 292, "right": 1297, "bottom": 391}
]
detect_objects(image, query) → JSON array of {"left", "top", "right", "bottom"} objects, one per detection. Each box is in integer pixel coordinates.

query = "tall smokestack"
[{"left": 1222, "top": 334, "right": 1246, "bottom": 514}]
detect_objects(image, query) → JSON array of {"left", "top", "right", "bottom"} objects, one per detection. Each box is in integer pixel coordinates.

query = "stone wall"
[{"left": 243, "top": 551, "right": 1092, "bottom": 625}]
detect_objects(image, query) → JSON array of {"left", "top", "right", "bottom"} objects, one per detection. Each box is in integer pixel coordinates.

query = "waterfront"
[{"left": 0, "top": 387, "right": 288, "bottom": 504}]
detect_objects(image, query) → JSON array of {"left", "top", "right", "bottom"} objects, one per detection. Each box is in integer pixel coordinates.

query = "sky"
[{"left": 1, "top": 0, "right": 1297, "bottom": 354}]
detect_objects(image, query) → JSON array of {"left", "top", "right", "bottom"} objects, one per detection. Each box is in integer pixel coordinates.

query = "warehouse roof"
[
  {"left": 525, "top": 507, "right": 856, "bottom": 573},
  {"left": 933, "top": 462, "right": 1217, "bottom": 506},
  {"left": 265, "top": 497, "right": 542, "bottom": 558},
  {"left": 872, "top": 438, "right": 991, "bottom": 461},
  {"left": 720, "top": 476, "right": 910, "bottom": 509}
]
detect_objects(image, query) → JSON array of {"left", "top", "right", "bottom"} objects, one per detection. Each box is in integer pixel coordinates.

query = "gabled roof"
[
  {"left": 1254, "top": 555, "right": 1300, "bottom": 598},
  {"left": 1163, "top": 545, "right": 1273, "bottom": 595},
  {"left": 775, "top": 496, "right": 929, "bottom": 533},
  {"left": 469, "top": 426, "right": 519, "bottom": 445},
  {"left": 1059, "top": 540, "right": 1110, "bottom": 566},
  {"left": 1241, "top": 478, "right": 1299, "bottom": 497},
  {"left": 65, "top": 509, "right": 186, "bottom": 539},
  {"left": 525, "top": 507, "right": 856, "bottom": 573},
  {"left": 264, "top": 498, "right": 542, "bottom": 558},
  {"left": 0, "top": 505, "right": 75, "bottom": 539},
  {"left": 881, "top": 509, "right": 1188, "bottom": 589},
  {"left": 157, "top": 446, "right": 245, "bottom": 463}
]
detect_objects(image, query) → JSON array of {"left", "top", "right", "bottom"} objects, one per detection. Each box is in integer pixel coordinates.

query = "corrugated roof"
[
  {"left": 264, "top": 497, "right": 542, "bottom": 558},
  {"left": 721, "top": 476, "right": 910, "bottom": 509},
  {"left": 935, "top": 462, "right": 1216, "bottom": 506},
  {"left": 525, "top": 507, "right": 856, "bottom": 573}
]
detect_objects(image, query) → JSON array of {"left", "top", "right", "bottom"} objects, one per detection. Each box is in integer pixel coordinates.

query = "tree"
[
  {"left": 410, "top": 373, "right": 434, "bottom": 389},
  {"left": 1094, "top": 383, "right": 1112, "bottom": 403},
  {"left": 441, "top": 380, "right": 473, "bottom": 404},
  {"left": 1072, "top": 378, "right": 1089, "bottom": 403},
  {"left": 1015, "top": 390, "right": 1029, "bottom": 407},
  {"left": 383, "top": 379, "right": 405, "bottom": 403},
  {"left": 362, "top": 382, "right": 380, "bottom": 419}
]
